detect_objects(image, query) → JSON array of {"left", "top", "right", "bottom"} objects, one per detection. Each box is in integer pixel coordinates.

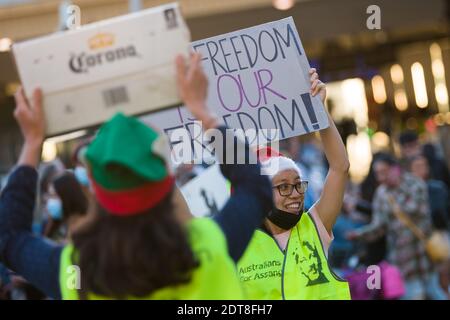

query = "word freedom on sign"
[
  {"left": 192, "top": 23, "right": 302, "bottom": 76},
  {"left": 167, "top": 124, "right": 280, "bottom": 166}
]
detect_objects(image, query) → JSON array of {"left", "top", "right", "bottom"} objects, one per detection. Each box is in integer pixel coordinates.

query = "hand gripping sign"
[
  {"left": 143, "top": 17, "right": 329, "bottom": 162},
  {"left": 12, "top": 2, "right": 190, "bottom": 137}
]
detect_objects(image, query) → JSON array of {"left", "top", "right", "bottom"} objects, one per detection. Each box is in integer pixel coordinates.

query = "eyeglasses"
[{"left": 273, "top": 181, "right": 308, "bottom": 197}]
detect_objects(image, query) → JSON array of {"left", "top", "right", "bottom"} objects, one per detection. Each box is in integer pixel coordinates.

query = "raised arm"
[
  {"left": 308, "top": 69, "right": 350, "bottom": 235},
  {"left": 211, "top": 126, "right": 273, "bottom": 262},
  {"left": 176, "top": 54, "right": 274, "bottom": 261},
  {"left": 0, "top": 88, "right": 63, "bottom": 299},
  {"left": 15, "top": 88, "right": 45, "bottom": 168}
]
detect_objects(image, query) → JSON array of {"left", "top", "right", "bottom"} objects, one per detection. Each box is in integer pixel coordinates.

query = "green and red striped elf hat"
[{"left": 85, "top": 112, "right": 175, "bottom": 216}]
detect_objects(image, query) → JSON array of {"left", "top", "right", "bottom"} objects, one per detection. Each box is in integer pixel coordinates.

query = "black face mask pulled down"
[{"left": 267, "top": 208, "right": 302, "bottom": 230}]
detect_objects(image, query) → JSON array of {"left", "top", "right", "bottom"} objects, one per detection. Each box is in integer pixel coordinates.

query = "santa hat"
[
  {"left": 84, "top": 112, "right": 174, "bottom": 216},
  {"left": 257, "top": 147, "right": 302, "bottom": 180}
]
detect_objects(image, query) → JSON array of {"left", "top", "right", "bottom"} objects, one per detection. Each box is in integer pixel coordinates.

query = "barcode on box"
[{"left": 102, "top": 86, "right": 129, "bottom": 107}]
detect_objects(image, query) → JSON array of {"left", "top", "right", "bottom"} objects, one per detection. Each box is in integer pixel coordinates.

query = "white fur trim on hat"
[{"left": 261, "top": 156, "right": 302, "bottom": 179}]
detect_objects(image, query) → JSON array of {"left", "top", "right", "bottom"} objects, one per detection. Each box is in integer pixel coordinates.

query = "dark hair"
[
  {"left": 71, "top": 190, "right": 199, "bottom": 299},
  {"left": 358, "top": 153, "right": 387, "bottom": 216},
  {"left": 52, "top": 172, "right": 88, "bottom": 221},
  {"left": 422, "top": 143, "right": 437, "bottom": 162},
  {"left": 71, "top": 138, "right": 93, "bottom": 167},
  {"left": 40, "top": 164, "right": 59, "bottom": 194},
  {"left": 360, "top": 153, "right": 380, "bottom": 203},
  {"left": 398, "top": 131, "right": 418, "bottom": 146},
  {"left": 372, "top": 152, "right": 398, "bottom": 167}
]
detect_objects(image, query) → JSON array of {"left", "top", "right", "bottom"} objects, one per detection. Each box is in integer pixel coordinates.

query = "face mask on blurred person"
[
  {"left": 74, "top": 166, "right": 90, "bottom": 187},
  {"left": 267, "top": 209, "right": 302, "bottom": 230},
  {"left": 46, "top": 198, "right": 63, "bottom": 220}
]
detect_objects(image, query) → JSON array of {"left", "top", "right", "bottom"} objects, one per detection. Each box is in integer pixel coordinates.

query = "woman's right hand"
[
  {"left": 14, "top": 87, "right": 45, "bottom": 146},
  {"left": 175, "top": 53, "right": 218, "bottom": 130},
  {"left": 14, "top": 86, "right": 46, "bottom": 167}
]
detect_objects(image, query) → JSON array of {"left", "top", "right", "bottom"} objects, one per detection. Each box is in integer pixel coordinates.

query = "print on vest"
[{"left": 293, "top": 240, "right": 329, "bottom": 286}]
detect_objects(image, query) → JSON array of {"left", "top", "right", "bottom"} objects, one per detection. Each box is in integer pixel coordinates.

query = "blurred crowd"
[
  {"left": 0, "top": 128, "right": 449, "bottom": 300},
  {"left": 0, "top": 141, "right": 91, "bottom": 299},
  {"left": 329, "top": 131, "right": 450, "bottom": 300},
  {"left": 153, "top": 129, "right": 450, "bottom": 300}
]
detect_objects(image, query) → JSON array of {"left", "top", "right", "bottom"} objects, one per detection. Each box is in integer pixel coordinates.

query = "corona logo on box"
[
  {"left": 88, "top": 33, "right": 115, "bottom": 50},
  {"left": 69, "top": 32, "right": 138, "bottom": 74}
]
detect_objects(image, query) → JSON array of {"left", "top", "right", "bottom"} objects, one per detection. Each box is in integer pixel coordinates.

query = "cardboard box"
[{"left": 13, "top": 2, "right": 190, "bottom": 136}]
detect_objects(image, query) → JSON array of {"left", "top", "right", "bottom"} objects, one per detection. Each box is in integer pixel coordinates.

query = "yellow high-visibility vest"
[
  {"left": 59, "top": 218, "right": 244, "bottom": 300},
  {"left": 237, "top": 212, "right": 351, "bottom": 300}
]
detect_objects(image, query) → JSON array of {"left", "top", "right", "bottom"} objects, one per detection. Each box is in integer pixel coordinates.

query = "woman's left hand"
[{"left": 309, "top": 68, "right": 326, "bottom": 104}]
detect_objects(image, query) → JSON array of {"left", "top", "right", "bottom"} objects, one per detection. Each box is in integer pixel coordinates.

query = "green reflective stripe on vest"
[
  {"left": 225, "top": 180, "right": 231, "bottom": 196},
  {"left": 237, "top": 212, "right": 351, "bottom": 300},
  {"left": 59, "top": 218, "right": 244, "bottom": 300}
]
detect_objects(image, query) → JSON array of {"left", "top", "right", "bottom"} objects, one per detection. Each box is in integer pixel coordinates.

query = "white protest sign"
[
  {"left": 180, "top": 165, "right": 230, "bottom": 217},
  {"left": 13, "top": 2, "right": 189, "bottom": 137},
  {"left": 142, "top": 17, "right": 329, "bottom": 160}
]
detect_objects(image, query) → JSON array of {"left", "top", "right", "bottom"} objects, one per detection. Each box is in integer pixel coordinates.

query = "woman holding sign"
[
  {"left": 0, "top": 53, "right": 274, "bottom": 299},
  {"left": 237, "top": 69, "right": 351, "bottom": 300}
]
